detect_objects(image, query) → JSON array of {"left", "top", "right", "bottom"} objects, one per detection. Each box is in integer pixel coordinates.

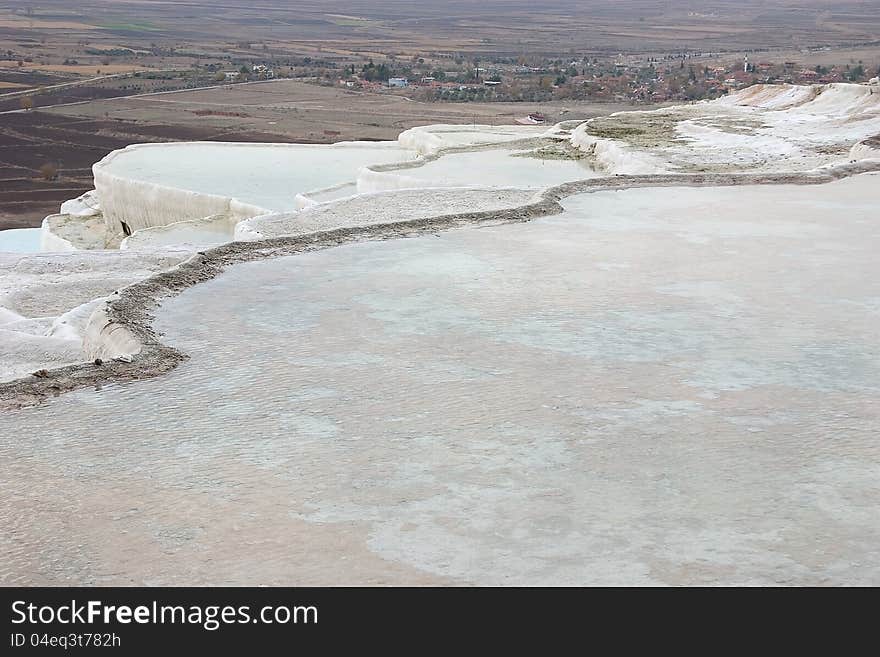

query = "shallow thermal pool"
[
  {"left": 392, "top": 148, "right": 600, "bottom": 188},
  {"left": 2, "top": 175, "right": 879, "bottom": 585},
  {"left": 0, "top": 228, "right": 41, "bottom": 253},
  {"left": 101, "top": 142, "right": 416, "bottom": 212},
  {"left": 122, "top": 219, "right": 234, "bottom": 250}
]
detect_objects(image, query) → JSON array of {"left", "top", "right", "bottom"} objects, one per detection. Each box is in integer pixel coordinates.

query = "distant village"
[
  {"left": 13, "top": 39, "right": 873, "bottom": 108},
  {"left": 224, "top": 50, "right": 878, "bottom": 106},
  {"left": 325, "top": 53, "right": 877, "bottom": 105}
]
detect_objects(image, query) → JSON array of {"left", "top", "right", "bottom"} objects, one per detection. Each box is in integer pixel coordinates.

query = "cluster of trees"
[
  {"left": 413, "top": 84, "right": 554, "bottom": 104},
  {"left": 360, "top": 61, "right": 392, "bottom": 82},
  {"left": 815, "top": 61, "right": 879, "bottom": 81},
  {"left": 343, "top": 60, "right": 453, "bottom": 83},
  {"left": 845, "top": 63, "right": 866, "bottom": 81},
  {"left": 85, "top": 48, "right": 132, "bottom": 57}
]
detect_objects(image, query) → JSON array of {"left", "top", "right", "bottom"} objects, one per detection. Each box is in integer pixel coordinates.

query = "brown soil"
[
  {"left": 0, "top": 86, "right": 128, "bottom": 113},
  {"left": 0, "top": 110, "right": 313, "bottom": 228}
]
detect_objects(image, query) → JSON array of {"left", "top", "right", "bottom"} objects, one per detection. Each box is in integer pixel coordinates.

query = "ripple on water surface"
[{"left": 3, "top": 180, "right": 880, "bottom": 585}]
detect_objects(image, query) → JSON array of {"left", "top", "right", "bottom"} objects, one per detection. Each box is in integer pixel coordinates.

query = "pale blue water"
[
  {"left": 0, "top": 228, "right": 41, "bottom": 253},
  {"left": 103, "top": 143, "right": 416, "bottom": 211},
  {"left": 399, "top": 149, "right": 600, "bottom": 188}
]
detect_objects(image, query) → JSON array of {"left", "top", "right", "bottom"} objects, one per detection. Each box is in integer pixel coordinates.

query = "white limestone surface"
[
  {"left": 398, "top": 124, "right": 550, "bottom": 155},
  {"left": 59, "top": 190, "right": 101, "bottom": 218},
  {"left": 121, "top": 214, "right": 238, "bottom": 250},
  {"left": 40, "top": 191, "right": 106, "bottom": 251},
  {"left": 850, "top": 138, "right": 880, "bottom": 161},
  {"left": 41, "top": 214, "right": 106, "bottom": 251},
  {"left": 571, "top": 82, "right": 880, "bottom": 174},
  {"left": 238, "top": 188, "right": 540, "bottom": 240},
  {"left": 294, "top": 182, "right": 359, "bottom": 209},
  {"left": 570, "top": 128, "right": 670, "bottom": 174},
  {"left": 0, "top": 249, "right": 191, "bottom": 381}
]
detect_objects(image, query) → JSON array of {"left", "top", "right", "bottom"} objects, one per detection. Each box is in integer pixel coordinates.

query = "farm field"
[{"left": 4, "top": 1, "right": 880, "bottom": 55}]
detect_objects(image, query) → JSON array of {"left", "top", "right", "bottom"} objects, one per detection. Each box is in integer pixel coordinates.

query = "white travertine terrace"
[
  {"left": 119, "top": 214, "right": 239, "bottom": 250},
  {"left": 571, "top": 81, "right": 880, "bottom": 174},
  {"left": 25, "top": 83, "right": 880, "bottom": 255},
  {"left": 92, "top": 141, "right": 416, "bottom": 242},
  {"left": 0, "top": 250, "right": 190, "bottom": 380},
  {"left": 1, "top": 82, "right": 879, "bottom": 387},
  {"left": 237, "top": 188, "right": 542, "bottom": 240},
  {"left": 396, "top": 123, "right": 550, "bottom": 155}
]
